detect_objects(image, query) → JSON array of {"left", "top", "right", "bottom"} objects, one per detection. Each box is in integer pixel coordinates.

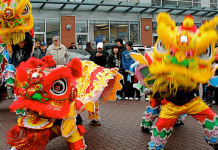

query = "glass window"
[
  {"left": 130, "top": 21, "right": 140, "bottom": 44},
  {"left": 35, "top": 34, "right": 45, "bottom": 43},
  {"left": 110, "top": 21, "right": 129, "bottom": 43},
  {"left": 89, "top": 20, "right": 109, "bottom": 45},
  {"left": 76, "top": 35, "right": 88, "bottom": 49},
  {"left": 46, "top": 19, "right": 60, "bottom": 46},
  {"left": 34, "top": 19, "right": 45, "bottom": 32},
  {"left": 76, "top": 20, "right": 88, "bottom": 33},
  {"left": 152, "top": 22, "right": 157, "bottom": 33}
]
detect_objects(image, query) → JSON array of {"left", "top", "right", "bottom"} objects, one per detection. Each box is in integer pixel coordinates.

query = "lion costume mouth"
[{"left": 10, "top": 97, "right": 70, "bottom": 119}]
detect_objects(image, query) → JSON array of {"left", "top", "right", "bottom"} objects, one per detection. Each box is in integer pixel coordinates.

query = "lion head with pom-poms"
[
  {"left": 0, "top": 0, "right": 33, "bottom": 45},
  {"left": 10, "top": 57, "right": 82, "bottom": 119},
  {"left": 131, "top": 13, "right": 218, "bottom": 97}
]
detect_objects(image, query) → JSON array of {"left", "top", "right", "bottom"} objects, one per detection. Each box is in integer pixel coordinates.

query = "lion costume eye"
[
  {"left": 21, "top": 4, "right": 30, "bottom": 16},
  {"left": 50, "top": 79, "right": 67, "bottom": 95},
  {"left": 197, "top": 45, "right": 212, "bottom": 60},
  {"left": 156, "top": 40, "right": 168, "bottom": 54}
]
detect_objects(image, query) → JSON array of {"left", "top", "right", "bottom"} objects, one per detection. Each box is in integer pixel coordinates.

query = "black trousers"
[
  {"left": 117, "top": 79, "right": 124, "bottom": 97},
  {"left": 123, "top": 72, "right": 135, "bottom": 98}
]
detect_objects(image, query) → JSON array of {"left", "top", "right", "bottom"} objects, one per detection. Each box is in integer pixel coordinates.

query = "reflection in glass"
[
  {"left": 76, "top": 20, "right": 88, "bottom": 33},
  {"left": 34, "top": 19, "right": 45, "bottom": 32},
  {"left": 130, "top": 22, "right": 140, "bottom": 44},
  {"left": 77, "top": 35, "right": 87, "bottom": 49},
  {"left": 35, "top": 34, "right": 45, "bottom": 43},
  {"left": 46, "top": 19, "right": 60, "bottom": 46},
  {"left": 89, "top": 20, "right": 109, "bottom": 45},
  {"left": 110, "top": 21, "right": 128, "bottom": 43}
]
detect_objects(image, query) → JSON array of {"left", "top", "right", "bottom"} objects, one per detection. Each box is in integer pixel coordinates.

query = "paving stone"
[{"left": 0, "top": 98, "right": 215, "bottom": 150}]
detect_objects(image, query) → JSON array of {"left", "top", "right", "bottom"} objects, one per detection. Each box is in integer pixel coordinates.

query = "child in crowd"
[
  {"left": 106, "top": 45, "right": 123, "bottom": 99},
  {"left": 121, "top": 41, "right": 135, "bottom": 100}
]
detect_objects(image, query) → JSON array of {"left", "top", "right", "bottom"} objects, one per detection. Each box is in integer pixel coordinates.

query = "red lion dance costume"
[
  {"left": 6, "top": 57, "right": 122, "bottom": 150},
  {"left": 131, "top": 13, "right": 218, "bottom": 150}
]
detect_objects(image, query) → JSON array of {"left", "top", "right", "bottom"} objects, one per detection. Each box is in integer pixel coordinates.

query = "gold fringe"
[
  {"left": 144, "top": 73, "right": 198, "bottom": 98},
  {"left": 2, "top": 32, "right": 25, "bottom": 45}
]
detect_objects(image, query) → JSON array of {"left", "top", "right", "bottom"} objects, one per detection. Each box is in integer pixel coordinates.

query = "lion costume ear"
[
  {"left": 66, "top": 58, "right": 82, "bottom": 78},
  {"left": 195, "top": 16, "right": 218, "bottom": 55},
  {"left": 156, "top": 12, "right": 176, "bottom": 50}
]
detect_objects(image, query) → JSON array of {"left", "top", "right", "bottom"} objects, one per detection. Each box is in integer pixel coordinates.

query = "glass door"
[
  {"left": 35, "top": 34, "right": 45, "bottom": 43},
  {"left": 76, "top": 34, "right": 88, "bottom": 49}
]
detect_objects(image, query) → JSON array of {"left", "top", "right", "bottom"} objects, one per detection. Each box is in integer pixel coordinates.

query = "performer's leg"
[
  {"left": 188, "top": 97, "right": 218, "bottom": 148},
  {"left": 66, "top": 129, "right": 86, "bottom": 150},
  {"left": 88, "top": 101, "right": 101, "bottom": 126},
  {"left": 175, "top": 114, "right": 186, "bottom": 126},
  {"left": 49, "top": 125, "right": 62, "bottom": 141},
  {"left": 148, "top": 100, "right": 182, "bottom": 150},
  {"left": 141, "top": 96, "right": 160, "bottom": 133}
]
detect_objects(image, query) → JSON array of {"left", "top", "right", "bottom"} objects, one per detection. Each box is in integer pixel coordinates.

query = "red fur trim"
[
  {"left": 27, "top": 57, "right": 47, "bottom": 68},
  {"left": 10, "top": 97, "right": 70, "bottom": 119},
  {"left": 42, "top": 67, "right": 73, "bottom": 100},
  {"left": 66, "top": 58, "right": 82, "bottom": 78},
  {"left": 6, "top": 125, "right": 50, "bottom": 150},
  {"left": 30, "top": 28, "right": 35, "bottom": 39},
  {"left": 42, "top": 55, "right": 56, "bottom": 67},
  {"left": 16, "top": 57, "right": 47, "bottom": 83}
]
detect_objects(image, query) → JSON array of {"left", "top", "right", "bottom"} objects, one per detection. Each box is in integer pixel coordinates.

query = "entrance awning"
[{"left": 30, "top": 0, "right": 218, "bottom": 17}]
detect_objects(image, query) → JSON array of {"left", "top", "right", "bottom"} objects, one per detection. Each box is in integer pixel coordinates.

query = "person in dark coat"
[
  {"left": 11, "top": 32, "right": 33, "bottom": 68},
  {"left": 40, "top": 42, "right": 47, "bottom": 58},
  {"left": 115, "top": 38, "right": 125, "bottom": 53},
  {"left": 69, "top": 42, "right": 77, "bottom": 49},
  {"left": 106, "top": 45, "right": 123, "bottom": 99},
  {"left": 90, "top": 42, "right": 108, "bottom": 67},
  {"left": 85, "top": 42, "right": 93, "bottom": 55}
]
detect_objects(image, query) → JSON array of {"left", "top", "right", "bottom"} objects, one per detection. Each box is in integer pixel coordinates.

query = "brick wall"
[
  {"left": 61, "top": 16, "right": 75, "bottom": 49},
  {"left": 141, "top": 18, "right": 153, "bottom": 46}
]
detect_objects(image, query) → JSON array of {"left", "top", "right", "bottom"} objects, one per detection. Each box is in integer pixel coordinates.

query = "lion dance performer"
[
  {"left": 6, "top": 57, "right": 122, "bottom": 150},
  {"left": 131, "top": 13, "right": 218, "bottom": 149},
  {"left": 0, "top": 0, "right": 34, "bottom": 104}
]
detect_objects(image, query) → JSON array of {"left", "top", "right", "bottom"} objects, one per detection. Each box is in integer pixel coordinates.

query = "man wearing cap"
[
  {"left": 90, "top": 42, "right": 108, "bottom": 67},
  {"left": 46, "top": 36, "right": 69, "bottom": 65},
  {"left": 40, "top": 42, "right": 47, "bottom": 57}
]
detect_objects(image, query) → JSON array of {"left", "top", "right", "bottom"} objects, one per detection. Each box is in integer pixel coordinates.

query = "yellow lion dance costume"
[{"left": 131, "top": 13, "right": 218, "bottom": 150}]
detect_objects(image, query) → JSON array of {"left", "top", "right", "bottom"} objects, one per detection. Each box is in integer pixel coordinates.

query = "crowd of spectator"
[
  {"left": 89, "top": 38, "right": 141, "bottom": 100},
  {"left": 11, "top": 34, "right": 141, "bottom": 100}
]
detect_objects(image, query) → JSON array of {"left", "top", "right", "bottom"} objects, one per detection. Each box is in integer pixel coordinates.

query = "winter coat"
[
  {"left": 121, "top": 50, "right": 135, "bottom": 72},
  {"left": 46, "top": 43, "right": 69, "bottom": 65},
  {"left": 118, "top": 45, "right": 126, "bottom": 53},
  {"left": 11, "top": 33, "right": 33, "bottom": 68},
  {"left": 85, "top": 48, "right": 93, "bottom": 55},
  {"left": 90, "top": 50, "right": 109, "bottom": 67},
  {"left": 69, "top": 46, "right": 77, "bottom": 49},
  {"left": 33, "top": 47, "right": 42, "bottom": 59},
  {"left": 106, "top": 52, "right": 123, "bottom": 73}
]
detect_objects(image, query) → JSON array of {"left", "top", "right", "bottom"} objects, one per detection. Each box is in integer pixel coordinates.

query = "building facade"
[{"left": 32, "top": 0, "right": 215, "bottom": 48}]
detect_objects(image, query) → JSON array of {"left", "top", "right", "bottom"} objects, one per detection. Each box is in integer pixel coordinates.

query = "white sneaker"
[
  {"left": 145, "top": 97, "right": 149, "bottom": 101},
  {"left": 135, "top": 97, "right": 139, "bottom": 100},
  {"left": 129, "top": 97, "right": 133, "bottom": 100},
  {"left": 212, "top": 101, "right": 216, "bottom": 105},
  {"left": 125, "top": 97, "right": 129, "bottom": 100}
]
